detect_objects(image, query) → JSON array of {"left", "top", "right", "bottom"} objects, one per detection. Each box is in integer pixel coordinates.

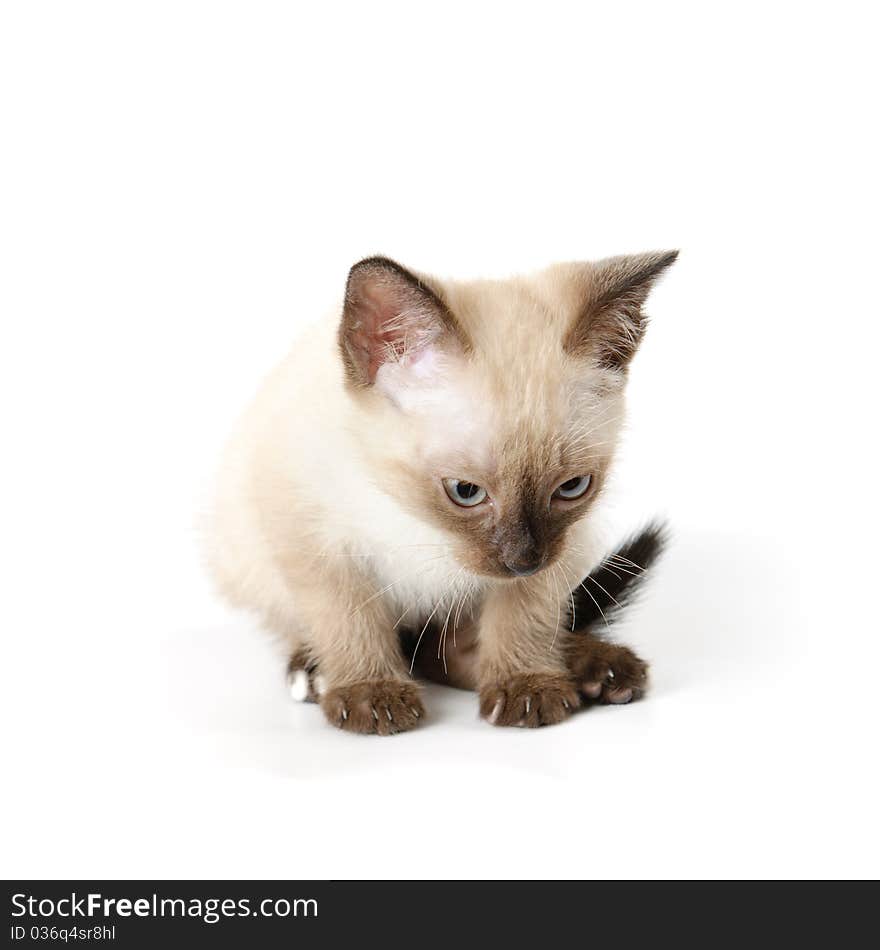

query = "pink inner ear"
[
  {"left": 349, "top": 278, "right": 440, "bottom": 383},
  {"left": 369, "top": 299, "right": 422, "bottom": 379}
]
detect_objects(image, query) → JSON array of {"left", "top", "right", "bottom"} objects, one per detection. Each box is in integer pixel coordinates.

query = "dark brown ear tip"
[
  {"left": 654, "top": 249, "right": 679, "bottom": 269},
  {"left": 636, "top": 249, "right": 678, "bottom": 285},
  {"left": 346, "top": 255, "right": 408, "bottom": 282}
]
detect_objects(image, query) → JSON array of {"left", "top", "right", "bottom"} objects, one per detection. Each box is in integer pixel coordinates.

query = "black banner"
[{"left": 3, "top": 881, "right": 874, "bottom": 947}]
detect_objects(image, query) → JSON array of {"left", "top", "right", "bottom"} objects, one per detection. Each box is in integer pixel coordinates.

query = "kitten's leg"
[
  {"left": 563, "top": 629, "right": 648, "bottom": 705},
  {"left": 287, "top": 563, "right": 424, "bottom": 735},
  {"left": 477, "top": 576, "right": 580, "bottom": 727}
]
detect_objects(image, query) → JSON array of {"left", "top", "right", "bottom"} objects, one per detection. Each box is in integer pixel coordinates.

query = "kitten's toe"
[
  {"left": 606, "top": 687, "right": 634, "bottom": 704},
  {"left": 320, "top": 680, "right": 424, "bottom": 735},
  {"left": 565, "top": 636, "right": 648, "bottom": 705},
  {"left": 480, "top": 673, "right": 579, "bottom": 728}
]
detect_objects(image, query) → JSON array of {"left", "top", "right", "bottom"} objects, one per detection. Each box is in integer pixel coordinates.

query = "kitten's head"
[{"left": 339, "top": 251, "right": 676, "bottom": 579}]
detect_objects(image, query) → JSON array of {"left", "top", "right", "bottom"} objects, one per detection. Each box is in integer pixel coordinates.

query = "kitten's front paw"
[
  {"left": 320, "top": 680, "right": 424, "bottom": 736},
  {"left": 479, "top": 673, "right": 580, "bottom": 728},
  {"left": 566, "top": 636, "right": 648, "bottom": 704}
]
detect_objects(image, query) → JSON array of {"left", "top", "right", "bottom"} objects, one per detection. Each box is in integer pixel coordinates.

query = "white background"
[{"left": 2, "top": 1, "right": 878, "bottom": 879}]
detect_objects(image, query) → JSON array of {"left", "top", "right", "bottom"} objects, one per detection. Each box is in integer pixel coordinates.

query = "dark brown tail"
[{"left": 570, "top": 522, "right": 668, "bottom": 632}]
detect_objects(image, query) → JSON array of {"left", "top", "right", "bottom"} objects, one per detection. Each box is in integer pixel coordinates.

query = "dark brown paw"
[
  {"left": 566, "top": 635, "right": 648, "bottom": 705},
  {"left": 320, "top": 680, "right": 424, "bottom": 736},
  {"left": 479, "top": 673, "right": 580, "bottom": 727}
]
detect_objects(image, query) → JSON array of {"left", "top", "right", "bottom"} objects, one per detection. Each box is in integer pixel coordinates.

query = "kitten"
[{"left": 205, "top": 251, "right": 676, "bottom": 734}]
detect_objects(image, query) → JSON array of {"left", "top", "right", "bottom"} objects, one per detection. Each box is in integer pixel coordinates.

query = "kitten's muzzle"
[{"left": 495, "top": 518, "right": 552, "bottom": 578}]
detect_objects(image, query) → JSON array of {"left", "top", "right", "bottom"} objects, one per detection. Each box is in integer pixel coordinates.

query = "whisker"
[
  {"left": 555, "top": 556, "right": 578, "bottom": 632},
  {"left": 349, "top": 554, "right": 447, "bottom": 615},
  {"left": 437, "top": 602, "right": 455, "bottom": 672},
  {"left": 563, "top": 438, "right": 617, "bottom": 453},
  {"left": 579, "top": 580, "right": 611, "bottom": 632},
  {"left": 608, "top": 553, "right": 645, "bottom": 572},
  {"left": 601, "top": 559, "right": 636, "bottom": 579},
  {"left": 565, "top": 409, "right": 625, "bottom": 443},
  {"left": 568, "top": 403, "right": 621, "bottom": 433},
  {"left": 453, "top": 581, "right": 476, "bottom": 648},
  {"left": 350, "top": 579, "right": 399, "bottom": 615},
  {"left": 392, "top": 604, "right": 412, "bottom": 629},
  {"left": 437, "top": 569, "right": 464, "bottom": 673},
  {"left": 314, "top": 542, "right": 452, "bottom": 558},
  {"left": 453, "top": 589, "right": 466, "bottom": 648},
  {"left": 409, "top": 597, "right": 444, "bottom": 675},
  {"left": 588, "top": 574, "right": 621, "bottom": 609},
  {"left": 599, "top": 564, "right": 623, "bottom": 581},
  {"left": 549, "top": 563, "right": 563, "bottom": 651}
]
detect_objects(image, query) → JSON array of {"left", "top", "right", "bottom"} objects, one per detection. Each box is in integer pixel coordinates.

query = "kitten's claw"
[
  {"left": 320, "top": 680, "right": 424, "bottom": 735},
  {"left": 480, "top": 674, "right": 579, "bottom": 728}
]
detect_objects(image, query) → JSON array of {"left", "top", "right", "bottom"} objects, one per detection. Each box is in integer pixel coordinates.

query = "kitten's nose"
[{"left": 504, "top": 557, "right": 544, "bottom": 577}]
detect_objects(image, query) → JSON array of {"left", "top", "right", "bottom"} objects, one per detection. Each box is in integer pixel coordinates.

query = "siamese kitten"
[{"left": 206, "top": 251, "right": 676, "bottom": 734}]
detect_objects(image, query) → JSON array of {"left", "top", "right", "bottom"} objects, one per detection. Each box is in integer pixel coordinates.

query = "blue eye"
[
  {"left": 554, "top": 475, "right": 592, "bottom": 500},
  {"left": 443, "top": 478, "right": 488, "bottom": 508}
]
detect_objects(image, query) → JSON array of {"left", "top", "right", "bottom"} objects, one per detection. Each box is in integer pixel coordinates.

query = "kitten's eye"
[
  {"left": 554, "top": 475, "right": 592, "bottom": 500},
  {"left": 443, "top": 478, "right": 488, "bottom": 508}
]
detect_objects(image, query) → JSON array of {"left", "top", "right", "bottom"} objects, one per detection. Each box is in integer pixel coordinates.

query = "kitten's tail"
[{"left": 571, "top": 522, "right": 668, "bottom": 632}]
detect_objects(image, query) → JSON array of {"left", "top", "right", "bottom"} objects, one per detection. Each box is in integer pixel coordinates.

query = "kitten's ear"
[
  {"left": 339, "top": 256, "right": 468, "bottom": 387},
  {"left": 564, "top": 250, "right": 678, "bottom": 370}
]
